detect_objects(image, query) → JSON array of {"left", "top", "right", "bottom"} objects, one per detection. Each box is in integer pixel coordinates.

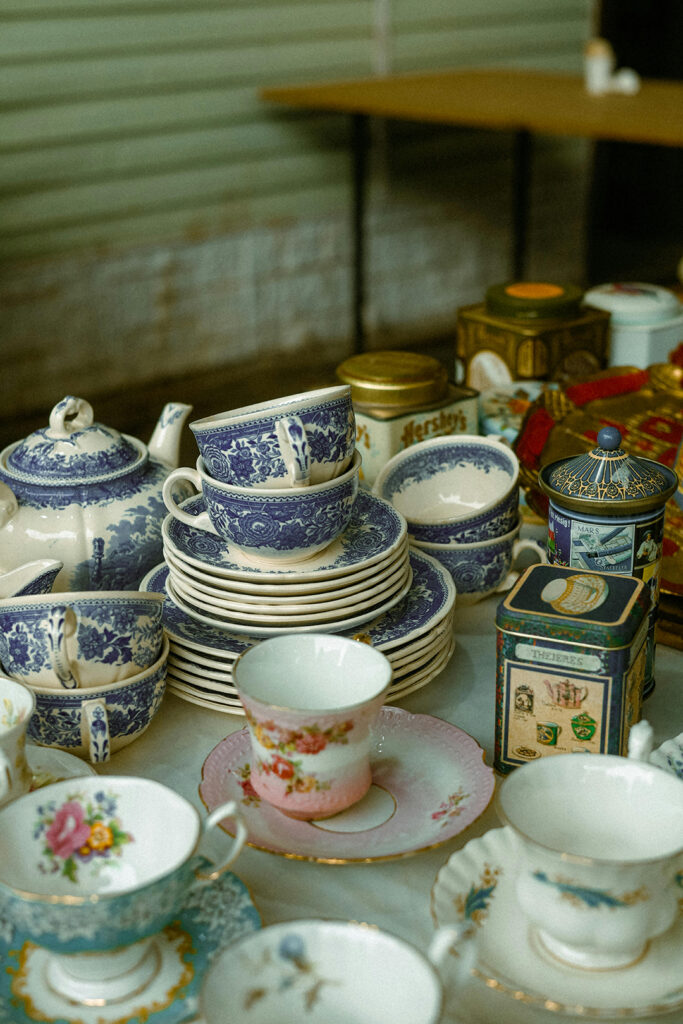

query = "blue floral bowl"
[
  {"left": 0, "top": 775, "right": 247, "bottom": 1004},
  {"left": 373, "top": 435, "right": 519, "bottom": 545},
  {"left": 411, "top": 523, "right": 546, "bottom": 604},
  {"left": 0, "top": 590, "right": 164, "bottom": 689},
  {"left": 164, "top": 450, "right": 361, "bottom": 565},
  {"left": 26, "top": 636, "right": 169, "bottom": 763}
]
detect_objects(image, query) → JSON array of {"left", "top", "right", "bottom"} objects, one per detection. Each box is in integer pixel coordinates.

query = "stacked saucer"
[
  {"left": 161, "top": 490, "right": 413, "bottom": 637},
  {"left": 141, "top": 540, "right": 456, "bottom": 715}
]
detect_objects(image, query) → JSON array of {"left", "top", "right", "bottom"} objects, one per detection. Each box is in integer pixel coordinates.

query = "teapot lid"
[
  {"left": 538, "top": 425, "right": 678, "bottom": 516},
  {"left": 3, "top": 397, "right": 146, "bottom": 485}
]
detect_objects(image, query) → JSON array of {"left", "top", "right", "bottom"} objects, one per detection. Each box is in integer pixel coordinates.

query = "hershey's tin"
[
  {"left": 336, "top": 350, "right": 478, "bottom": 487},
  {"left": 494, "top": 562, "right": 649, "bottom": 775}
]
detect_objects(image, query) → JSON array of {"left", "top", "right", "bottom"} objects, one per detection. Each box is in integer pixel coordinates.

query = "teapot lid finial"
[{"left": 3, "top": 397, "right": 145, "bottom": 486}]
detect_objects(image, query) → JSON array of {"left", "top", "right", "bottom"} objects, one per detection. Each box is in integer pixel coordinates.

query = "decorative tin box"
[
  {"left": 539, "top": 425, "right": 678, "bottom": 700},
  {"left": 494, "top": 562, "right": 650, "bottom": 775},
  {"left": 336, "top": 350, "right": 478, "bottom": 487},
  {"left": 455, "top": 281, "right": 610, "bottom": 391}
]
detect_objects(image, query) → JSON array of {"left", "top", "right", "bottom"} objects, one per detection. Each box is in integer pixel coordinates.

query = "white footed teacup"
[
  {"left": 201, "top": 919, "right": 467, "bottom": 1024},
  {"left": 233, "top": 634, "right": 392, "bottom": 820},
  {"left": 0, "top": 676, "right": 34, "bottom": 807},
  {"left": 496, "top": 752, "right": 683, "bottom": 970}
]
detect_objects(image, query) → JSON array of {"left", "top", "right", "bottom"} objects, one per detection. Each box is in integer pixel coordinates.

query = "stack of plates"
[
  {"left": 161, "top": 490, "right": 413, "bottom": 636},
  {"left": 141, "top": 492, "right": 457, "bottom": 714}
]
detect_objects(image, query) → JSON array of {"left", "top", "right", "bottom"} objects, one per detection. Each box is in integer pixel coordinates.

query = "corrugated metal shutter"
[{"left": 0, "top": 0, "right": 591, "bottom": 263}]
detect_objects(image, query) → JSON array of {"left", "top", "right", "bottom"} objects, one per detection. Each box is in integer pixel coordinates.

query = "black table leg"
[
  {"left": 351, "top": 113, "right": 368, "bottom": 353},
  {"left": 512, "top": 129, "right": 531, "bottom": 280}
]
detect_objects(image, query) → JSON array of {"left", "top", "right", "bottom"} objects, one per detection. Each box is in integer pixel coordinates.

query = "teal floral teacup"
[
  {"left": 0, "top": 775, "right": 247, "bottom": 1004},
  {"left": 496, "top": 753, "right": 683, "bottom": 970}
]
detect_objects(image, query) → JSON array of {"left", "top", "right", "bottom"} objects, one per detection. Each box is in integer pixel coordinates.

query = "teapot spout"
[{"left": 148, "top": 402, "right": 193, "bottom": 470}]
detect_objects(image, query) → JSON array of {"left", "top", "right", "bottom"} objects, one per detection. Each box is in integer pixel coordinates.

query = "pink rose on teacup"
[{"left": 45, "top": 801, "right": 91, "bottom": 860}]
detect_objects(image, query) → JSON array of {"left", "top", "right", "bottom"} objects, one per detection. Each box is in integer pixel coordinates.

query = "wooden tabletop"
[{"left": 261, "top": 68, "right": 683, "bottom": 148}]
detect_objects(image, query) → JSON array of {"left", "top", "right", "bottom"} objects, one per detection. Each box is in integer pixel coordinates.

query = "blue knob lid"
[
  {"left": 539, "top": 424, "right": 678, "bottom": 513},
  {"left": 597, "top": 426, "right": 622, "bottom": 451}
]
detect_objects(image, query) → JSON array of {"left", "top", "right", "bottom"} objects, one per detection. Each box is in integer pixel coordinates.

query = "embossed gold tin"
[
  {"left": 495, "top": 563, "right": 650, "bottom": 775},
  {"left": 539, "top": 425, "right": 678, "bottom": 700},
  {"left": 455, "top": 281, "right": 610, "bottom": 389},
  {"left": 335, "top": 350, "right": 478, "bottom": 486}
]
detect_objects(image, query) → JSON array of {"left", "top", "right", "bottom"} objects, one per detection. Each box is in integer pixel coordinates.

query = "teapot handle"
[
  {"left": 48, "top": 397, "right": 94, "bottom": 438},
  {"left": 0, "top": 482, "right": 18, "bottom": 529}
]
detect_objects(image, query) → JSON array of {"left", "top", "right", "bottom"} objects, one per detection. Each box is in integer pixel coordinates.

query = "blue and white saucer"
[
  {"left": 0, "top": 871, "right": 261, "bottom": 1024},
  {"left": 162, "top": 489, "right": 406, "bottom": 582},
  {"left": 141, "top": 547, "right": 455, "bottom": 658}
]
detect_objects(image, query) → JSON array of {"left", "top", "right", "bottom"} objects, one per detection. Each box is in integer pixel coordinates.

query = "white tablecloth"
[{"left": 97, "top": 585, "right": 683, "bottom": 1024}]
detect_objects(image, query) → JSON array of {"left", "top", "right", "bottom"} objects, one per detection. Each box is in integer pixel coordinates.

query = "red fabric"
[
  {"left": 515, "top": 407, "right": 556, "bottom": 469},
  {"left": 565, "top": 370, "right": 649, "bottom": 407}
]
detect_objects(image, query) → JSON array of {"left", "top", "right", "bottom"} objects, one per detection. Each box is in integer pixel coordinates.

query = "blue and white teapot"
[{"left": 0, "top": 396, "right": 192, "bottom": 591}]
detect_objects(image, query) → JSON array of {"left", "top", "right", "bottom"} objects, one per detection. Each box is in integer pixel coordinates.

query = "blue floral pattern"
[
  {"left": 376, "top": 441, "right": 518, "bottom": 544},
  {"left": 0, "top": 871, "right": 259, "bottom": 1024},
  {"left": 418, "top": 543, "right": 511, "bottom": 597},
  {"left": 164, "top": 489, "right": 405, "bottom": 576},
  {"left": 141, "top": 547, "right": 453, "bottom": 655},
  {"left": 0, "top": 594, "right": 163, "bottom": 684},
  {"left": 27, "top": 662, "right": 166, "bottom": 753},
  {"left": 192, "top": 394, "right": 354, "bottom": 486}
]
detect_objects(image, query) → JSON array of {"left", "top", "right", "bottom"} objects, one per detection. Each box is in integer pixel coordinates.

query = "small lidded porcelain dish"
[
  {"left": 0, "top": 396, "right": 192, "bottom": 591},
  {"left": 584, "top": 282, "right": 683, "bottom": 368}
]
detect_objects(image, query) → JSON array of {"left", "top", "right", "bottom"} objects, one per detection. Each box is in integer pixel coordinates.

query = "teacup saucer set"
[{"left": 0, "top": 387, "right": 682, "bottom": 1024}]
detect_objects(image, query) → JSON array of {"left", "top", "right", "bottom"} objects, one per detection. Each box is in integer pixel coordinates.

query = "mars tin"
[
  {"left": 539, "top": 425, "right": 678, "bottom": 699},
  {"left": 494, "top": 562, "right": 649, "bottom": 775}
]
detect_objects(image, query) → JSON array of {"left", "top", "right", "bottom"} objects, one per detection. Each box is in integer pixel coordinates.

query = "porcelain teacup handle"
[
  {"left": 162, "top": 467, "right": 218, "bottom": 535},
  {"left": 82, "top": 698, "right": 111, "bottom": 763},
  {"left": 47, "top": 606, "right": 80, "bottom": 689},
  {"left": 496, "top": 538, "right": 547, "bottom": 594},
  {"left": 275, "top": 415, "right": 311, "bottom": 487},
  {"left": 194, "top": 799, "right": 249, "bottom": 882},
  {"left": 426, "top": 924, "right": 479, "bottom": 988}
]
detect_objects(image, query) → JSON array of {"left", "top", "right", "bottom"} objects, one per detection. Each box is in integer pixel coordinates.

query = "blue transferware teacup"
[
  {"left": 0, "top": 559, "right": 63, "bottom": 598},
  {"left": 373, "top": 435, "right": 519, "bottom": 545},
  {"left": 163, "top": 450, "right": 361, "bottom": 565},
  {"left": 410, "top": 522, "right": 546, "bottom": 604},
  {"left": 0, "top": 774, "right": 247, "bottom": 1004},
  {"left": 190, "top": 384, "right": 355, "bottom": 488},
  {"left": 26, "top": 635, "right": 169, "bottom": 763},
  {"left": 0, "top": 590, "right": 164, "bottom": 689}
]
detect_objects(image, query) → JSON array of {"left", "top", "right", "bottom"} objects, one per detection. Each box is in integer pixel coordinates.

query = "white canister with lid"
[{"left": 584, "top": 282, "right": 683, "bottom": 368}]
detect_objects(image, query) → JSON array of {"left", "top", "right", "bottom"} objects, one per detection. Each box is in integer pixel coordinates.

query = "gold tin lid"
[
  {"left": 336, "top": 350, "right": 449, "bottom": 408},
  {"left": 485, "top": 281, "right": 584, "bottom": 320}
]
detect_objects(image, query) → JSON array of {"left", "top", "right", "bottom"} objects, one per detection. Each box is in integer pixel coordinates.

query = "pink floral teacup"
[{"left": 233, "top": 634, "right": 392, "bottom": 820}]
